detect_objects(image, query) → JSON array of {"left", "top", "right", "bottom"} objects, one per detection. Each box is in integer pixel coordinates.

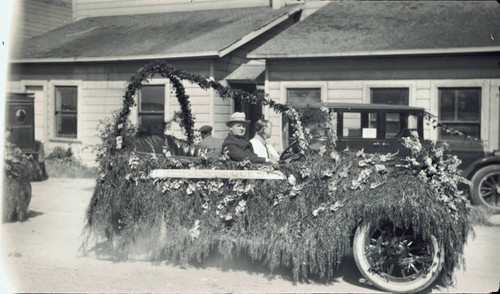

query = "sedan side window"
[{"left": 341, "top": 112, "right": 378, "bottom": 139}]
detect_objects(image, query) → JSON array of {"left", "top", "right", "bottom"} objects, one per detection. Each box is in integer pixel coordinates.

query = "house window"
[
  {"left": 439, "top": 87, "right": 481, "bottom": 141},
  {"left": 371, "top": 88, "right": 409, "bottom": 106},
  {"left": 55, "top": 86, "right": 78, "bottom": 138},
  {"left": 371, "top": 88, "right": 410, "bottom": 138},
  {"left": 138, "top": 85, "right": 165, "bottom": 135},
  {"left": 287, "top": 88, "right": 322, "bottom": 108},
  {"left": 285, "top": 88, "right": 322, "bottom": 145}
]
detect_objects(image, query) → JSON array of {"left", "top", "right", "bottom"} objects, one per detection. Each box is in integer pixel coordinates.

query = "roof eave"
[
  {"left": 219, "top": 5, "right": 302, "bottom": 58},
  {"left": 10, "top": 51, "right": 220, "bottom": 63},
  {"left": 248, "top": 46, "right": 500, "bottom": 59}
]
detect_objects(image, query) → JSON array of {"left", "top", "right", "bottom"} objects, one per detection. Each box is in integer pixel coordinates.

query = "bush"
[
  {"left": 3, "top": 141, "right": 32, "bottom": 222},
  {"left": 45, "top": 146, "right": 97, "bottom": 178}
]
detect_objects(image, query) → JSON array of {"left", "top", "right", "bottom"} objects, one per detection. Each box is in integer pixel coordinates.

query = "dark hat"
[{"left": 199, "top": 125, "right": 213, "bottom": 134}]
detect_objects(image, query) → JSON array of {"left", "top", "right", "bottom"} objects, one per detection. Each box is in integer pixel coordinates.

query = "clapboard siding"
[
  {"left": 11, "top": 0, "right": 72, "bottom": 49},
  {"left": 75, "top": 0, "right": 270, "bottom": 19},
  {"left": 9, "top": 60, "right": 211, "bottom": 82}
]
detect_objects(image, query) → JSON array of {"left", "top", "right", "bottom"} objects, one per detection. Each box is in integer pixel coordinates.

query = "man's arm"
[{"left": 224, "top": 143, "right": 266, "bottom": 163}]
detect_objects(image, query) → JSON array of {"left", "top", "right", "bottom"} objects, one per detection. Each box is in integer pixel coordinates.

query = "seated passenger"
[
  {"left": 221, "top": 112, "right": 268, "bottom": 164},
  {"left": 250, "top": 119, "right": 279, "bottom": 162},
  {"left": 197, "top": 125, "right": 223, "bottom": 153}
]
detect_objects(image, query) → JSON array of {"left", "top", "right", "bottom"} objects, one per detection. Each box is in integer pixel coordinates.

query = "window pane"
[
  {"left": 371, "top": 88, "right": 409, "bottom": 105},
  {"left": 457, "top": 89, "right": 480, "bottom": 121},
  {"left": 55, "top": 86, "right": 77, "bottom": 111},
  {"left": 140, "top": 85, "right": 165, "bottom": 112},
  {"left": 287, "top": 88, "right": 321, "bottom": 108},
  {"left": 343, "top": 112, "right": 362, "bottom": 138},
  {"left": 55, "top": 86, "right": 78, "bottom": 138},
  {"left": 386, "top": 113, "right": 401, "bottom": 138},
  {"left": 438, "top": 88, "right": 481, "bottom": 141},
  {"left": 440, "top": 123, "right": 480, "bottom": 141},
  {"left": 140, "top": 114, "right": 165, "bottom": 133},
  {"left": 56, "top": 113, "right": 77, "bottom": 138},
  {"left": 439, "top": 89, "right": 456, "bottom": 121}
]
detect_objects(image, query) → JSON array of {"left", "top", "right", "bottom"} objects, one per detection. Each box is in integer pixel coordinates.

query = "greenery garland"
[{"left": 114, "top": 60, "right": 307, "bottom": 153}]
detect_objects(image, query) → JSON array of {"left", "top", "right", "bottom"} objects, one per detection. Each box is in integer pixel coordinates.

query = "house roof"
[
  {"left": 248, "top": 1, "right": 500, "bottom": 58},
  {"left": 12, "top": 5, "right": 301, "bottom": 63}
]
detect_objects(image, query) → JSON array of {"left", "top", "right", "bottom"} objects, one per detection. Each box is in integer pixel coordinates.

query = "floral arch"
[{"left": 113, "top": 60, "right": 307, "bottom": 152}]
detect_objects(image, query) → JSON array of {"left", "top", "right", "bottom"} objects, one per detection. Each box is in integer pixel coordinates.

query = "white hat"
[{"left": 226, "top": 112, "right": 250, "bottom": 127}]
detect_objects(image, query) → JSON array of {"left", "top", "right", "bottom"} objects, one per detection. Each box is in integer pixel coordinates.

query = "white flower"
[
  {"left": 300, "top": 167, "right": 311, "bottom": 179},
  {"left": 375, "top": 164, "right": 386, "bottom": 173},
  {"left": 370, "top": 181, "right": 385, "bottom": 189},
  {"left": 328, "top": 181, "right": 337, "bottom": 192},
  {"left": 358, "top": 160, "right": 368, "bottom": 167},
  {"left": 330, "top": 201, "right": 343, "bottom": 212},
  {"left": 125, "top": 173, "right": 133, "bottom": 181},
  {"left": 318, "top": 146, "right": 327, "bottom": 157},
  {"left": 115, "top": 136, "right": 123, "bottom": 149},
  {"left": 186, "top": 182, "right": 196, "bottom": 195},
  {"left": 330, "top": 152, "right": 340, "bottom": 162},
  {"left": 235, "top": 200, "right": 247, "bottom": 214},
  {"left": 322, "top": 169, "right": 334, "bottom": 178},
  {"left": 351, "top": 179, "right": 361, "bottom": 190},
  {"left": 312, "top": 209, "right": 319, "bottom": 216},
  {"left": 188, "top": 220, "right": 201, "bottom": 239},
  {"left": 288, "top": 174, "right": 296, "bottom": 185}
]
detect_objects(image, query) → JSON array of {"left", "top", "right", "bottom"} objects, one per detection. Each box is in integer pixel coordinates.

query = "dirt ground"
[{"left": 1, "top": 177, "right": 499, "bottom": 293}]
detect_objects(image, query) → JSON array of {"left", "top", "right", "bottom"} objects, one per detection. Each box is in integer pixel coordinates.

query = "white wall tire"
[
  {"left": 470, "top": 165, "right": 500, "bottom": 212},
  {"left": 353, "top": 221, "right": 444, "bottom": 293}
]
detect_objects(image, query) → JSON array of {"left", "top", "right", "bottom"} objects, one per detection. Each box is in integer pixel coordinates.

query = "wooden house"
[
  {"left": 248, "top": 1, "right": 500, "bottom": 153},
  {"left": 7, "top": 0, "right": 303, "bottom": 165}
]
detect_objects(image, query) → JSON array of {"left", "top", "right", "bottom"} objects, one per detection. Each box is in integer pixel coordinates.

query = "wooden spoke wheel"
[
  {"left": 353, "top": 221, "right": 443, "bottom": 293},
  {"left": 471, "top": 165, "right": 500, "bottom": 212}
]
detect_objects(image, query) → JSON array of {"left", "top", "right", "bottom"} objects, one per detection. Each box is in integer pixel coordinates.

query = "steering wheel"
[
  {"left": 279, "top": 140, "right": 301, "bottom": 163},
  {"left": 394, "top": 128, "right": 410, "bottom": 139}
]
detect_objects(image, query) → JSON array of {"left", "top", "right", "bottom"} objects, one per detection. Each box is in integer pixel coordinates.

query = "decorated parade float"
[{"left": 83, "top": 61, "right": 472, "bottom": 293}]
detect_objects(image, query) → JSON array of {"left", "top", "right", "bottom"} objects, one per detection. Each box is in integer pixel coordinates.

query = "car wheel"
[
  {"left": 471, "top": 165, "right": 500, "bottom": 212},
  {"left": 353, "top": 221, "right": 443, "bottom": 293}
]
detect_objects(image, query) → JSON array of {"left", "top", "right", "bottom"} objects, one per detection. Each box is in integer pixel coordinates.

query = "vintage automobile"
[
  {"left": 141, "top": 103, "right": 465, "bottom": 293},
  {"left": 5, "top": 92, "right": 48, "bottom": 181},
  {"left": 294, "top": 103, "right": 499, "bottom": 212},
  {"left": 85, "top": 62, "right": 471, "bottom": 294}
]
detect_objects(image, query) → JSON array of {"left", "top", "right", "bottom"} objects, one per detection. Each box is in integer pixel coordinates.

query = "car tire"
[
  {"left": 470, "top": 165, "right": 500, "bottom": 212},
  {"left": 353, "top": 221, "right": 443, "bottom": 293}
]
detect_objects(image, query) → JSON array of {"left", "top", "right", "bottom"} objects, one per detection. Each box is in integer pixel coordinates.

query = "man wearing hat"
[
  {"left": 198, "top": 125, "right": 223, "bottom": 153},
  {"left": 221, "top": 112, "right": 270, "bottom": 163}
]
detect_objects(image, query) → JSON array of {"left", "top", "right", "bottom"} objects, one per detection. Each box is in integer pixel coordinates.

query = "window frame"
[
  {"left": 437, "top": 87, "right": 482, "bottom": 141},
  {"left": 21, "top": 80, "right": 48, "bottom": 143},
  {"left": 430, "top": 80, "right": 489, "bottom": 143},
  {"left": 137, "top": 84, "right": 167, "bottom": 133},
  {"left": 369, "top": 87, "right": 411, "bottom": 138},
  {"left": 281, "top": 82, "right": 327, "bottom": 147},
  {"left": 48, "top": 80, "right": 82, "bottom": 142}
]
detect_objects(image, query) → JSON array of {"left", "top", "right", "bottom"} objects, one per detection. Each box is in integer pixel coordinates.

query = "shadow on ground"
[{"left": 27, "top": 210, "right": 44, "bottom": 219}]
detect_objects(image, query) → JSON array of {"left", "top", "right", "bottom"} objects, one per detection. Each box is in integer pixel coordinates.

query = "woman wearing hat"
[{"left": 221, "top": 112, "right": 270, "bottom": 164}]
